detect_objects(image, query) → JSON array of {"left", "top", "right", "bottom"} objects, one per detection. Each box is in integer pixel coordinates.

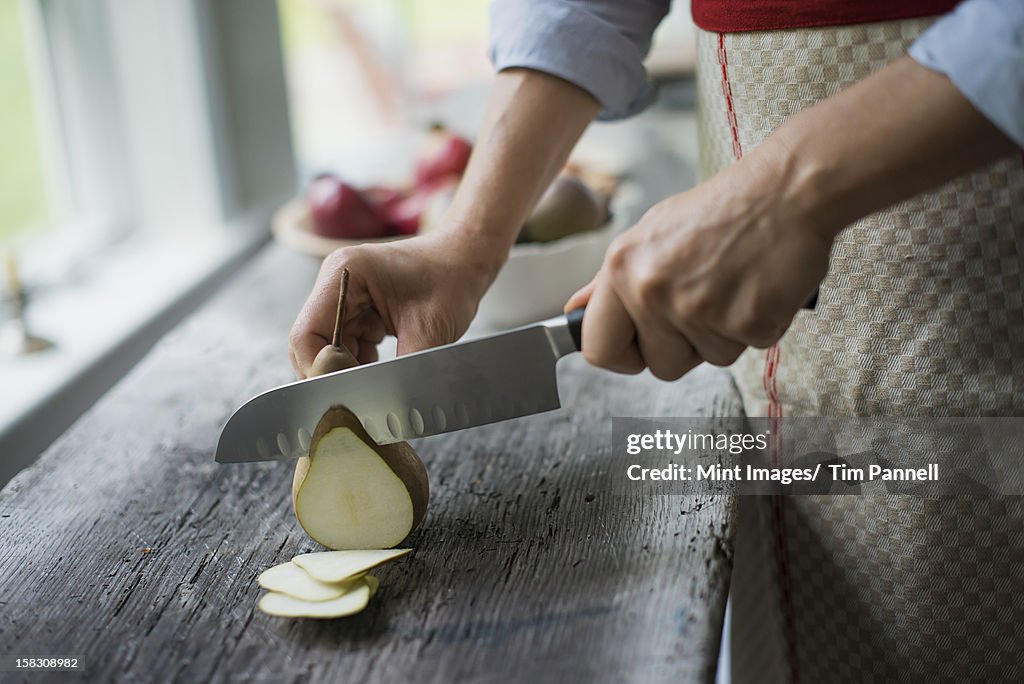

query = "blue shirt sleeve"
[
  {"left": 909, "top": 0, "right": 1024, "bottom": 147},
  {"left": 489, "top": 0, "right": 672, "bottom": 121}
]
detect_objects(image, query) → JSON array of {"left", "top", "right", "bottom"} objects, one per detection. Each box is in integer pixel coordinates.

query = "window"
[
  {"left": 277, "top": 0, "right": 492, "bottom": 181},
  {"left": 276, "top": 0, "right": 697, "bottom": 183},
  {"left": 1, "top": 0, "right": 297, "bottom": 480},
  {"left": 0, "top": 0, "right": 49, "bottom": 250}
]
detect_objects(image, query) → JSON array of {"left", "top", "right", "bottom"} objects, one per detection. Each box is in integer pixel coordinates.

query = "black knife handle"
[
  {"left": 566, "top": 307, "right": 585, "bottom": 352},
  {"left": 564, "top": 290, "right": 817, "bottom": 354}
]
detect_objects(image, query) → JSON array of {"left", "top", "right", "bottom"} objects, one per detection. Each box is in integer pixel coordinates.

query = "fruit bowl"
[
  {"left": 274, "top": 127, "right": 472, "bottom": 256},
  {"left": 273, "top": 180, "right": 638, "bottom": 328},
  {"left": 271, "top": 197, "right": 407, "bottom": 258},
  {"left": 475, "top": 181, "right": 640, "bottom": 329}
]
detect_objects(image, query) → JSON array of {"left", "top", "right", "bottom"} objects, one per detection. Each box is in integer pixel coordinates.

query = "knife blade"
[{"left": 215, "top": 309, "right": 585, "bottom": 463}]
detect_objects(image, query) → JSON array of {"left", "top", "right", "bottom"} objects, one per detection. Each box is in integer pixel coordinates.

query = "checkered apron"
[{"left": 696, "top": 18, "right": 1024, "bottom": 683}]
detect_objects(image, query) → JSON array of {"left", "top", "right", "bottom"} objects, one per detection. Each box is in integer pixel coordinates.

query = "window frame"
[
  {"left": 1, "top": 0, "right": 298, "bottom": 482},
  {"left": 22, "top": 0, "right": 297, "bottom": 236}
]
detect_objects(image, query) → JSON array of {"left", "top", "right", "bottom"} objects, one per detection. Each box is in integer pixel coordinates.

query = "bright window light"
[{"left": 0, "top": 0, "right": 49, "bottom": 250}]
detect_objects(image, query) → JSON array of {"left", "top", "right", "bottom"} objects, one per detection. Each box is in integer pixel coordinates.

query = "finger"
[
  {"left": 581, "top": 278, "right": 645, "bottom": 374},
  {"left": 395, "top": 314, "right": 454, "bottom": 357},
  {"left": 631, "top": 313, "right": 701, "bottom": 381},
  {"left": 742, "top": 326, "right": 785, "bottom": 350},
  {"left": 716, "top": 298, "right": 791, "bottom": 350},
  {"left": 356, "top": 308, "right": 388, "bottom": 345},
  {"left": 288, "top": 346, "right": 305, "bottom": 380},
  {"left": 717, "top": 305, "right": 793, "bottom": 350},
  {"left": 289, "top": 328, "right": 330, "bottom": 379},
  {"left": 340, "top": 309, "right": 388, "bottom": 361},
  {"left": 396, "top": 329, "right": 431, "bottom": 357},
  {"left": 564, "top": 278, "right": 597, "bottom": 313},
  {"left": 679, "top": 323, "right": 747, "bottom": 367},
  {"left": 355, "top": 342, "right": 379, "bottom": 365},
  {"left": 289, "top": 259, "right": 352, "bottom": 375}
]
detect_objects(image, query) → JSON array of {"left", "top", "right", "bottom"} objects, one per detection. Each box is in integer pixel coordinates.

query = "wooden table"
[
  {"left": 0, "top": 245, "right": 740, "bottom": 683},
  {"left": 0, "top": 93, "right": 742, "bottom": 682}
]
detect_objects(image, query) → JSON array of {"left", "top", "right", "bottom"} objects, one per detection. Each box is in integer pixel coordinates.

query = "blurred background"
[
  {"left": 279, "top": 0, "right": 695, "bottom": 182},
  {"left": 1, "top": 0, "right": 48, "bottom": 249},
  {"left": 0, "top": 0, "right": 696, "bottom": 482}
]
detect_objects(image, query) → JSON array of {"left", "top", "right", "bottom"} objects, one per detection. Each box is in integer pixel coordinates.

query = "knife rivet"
[
  {"left": 297, "top": 427, "right": 311, "bottom": 452},
  {"left": 276, "top": 432, "right": 291, "bottom": 457},
  {"left": 432, "top": 405, "right": 447, "bottom": 432},
  {"left": 386, "top": 413, "right": 402, "bottom": 439},
  {"left": 409, "top": 408, "right": 425, "bottom": 436}
]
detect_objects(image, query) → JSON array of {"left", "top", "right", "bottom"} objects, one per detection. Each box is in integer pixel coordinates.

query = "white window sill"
[{"left": 0, "top": 209, "right": 273, "bottom": 485}]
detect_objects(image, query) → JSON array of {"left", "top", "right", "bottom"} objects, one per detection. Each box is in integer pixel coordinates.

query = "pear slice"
[
  {"left": 292, "top": 548, "right": 411, "bottom": 583},
  {"left": 364, "top": 574, "right": 380, "bottom": 597},
  {"left": 257, "top": 561, "right": 364, "bottom": 602},
  {"left": 293, "top": 407, "right": 428, "bottom": 550},
  {"left": 258, "top": 579, "right": 372, "bottom": 618}
]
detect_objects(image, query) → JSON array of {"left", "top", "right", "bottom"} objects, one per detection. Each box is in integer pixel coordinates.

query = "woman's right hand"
[{"left": 288, "top": 232, "right": 497, "bottom": 379}]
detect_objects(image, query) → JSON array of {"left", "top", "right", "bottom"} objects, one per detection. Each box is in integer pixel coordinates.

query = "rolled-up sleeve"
[
  {"left": 489, "top": 0, "right": 671, "bottom": 121},
  {"left": 909, "top": 0, "right": 1024, "bottom": 146}
]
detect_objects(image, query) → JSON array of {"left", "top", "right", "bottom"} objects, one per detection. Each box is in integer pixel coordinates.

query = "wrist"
[
  {"left": 712, "top": 140, "right": 841, "bottom": 248},
  {"left": 744, "top": 55, "right": 1013, "bottom": 243},
  {"left": 750, "top": 127, "right": 859, "bottom": 242},
  {"left": 424, "top": 219, "right": 511, "bottom": 294}
]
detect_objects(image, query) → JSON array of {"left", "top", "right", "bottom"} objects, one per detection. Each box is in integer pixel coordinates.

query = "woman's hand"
[
  {"left": 566, "top": 56, "right": 1016, "bottom": 381},
  {"left": 289, "top": 68, "right": 601, "bottom": 379},
  {"left": 289, "top": 232, "right": 494, "bottom": 379},
  {"left": 565, "top": 153, "right": 835, "bottom": 380}
]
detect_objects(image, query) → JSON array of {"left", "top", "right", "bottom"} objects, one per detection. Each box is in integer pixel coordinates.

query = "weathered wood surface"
[
  {"left": 0, "top": 244, "right": 740, "bottom": 684},
  {"left": 0, "top": 93, "right": 738, "bottom": 682}
]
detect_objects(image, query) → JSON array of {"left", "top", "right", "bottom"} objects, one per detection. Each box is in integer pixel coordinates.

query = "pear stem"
[{"left": 332, "top": 268, "right": 350, "bottom": 348}]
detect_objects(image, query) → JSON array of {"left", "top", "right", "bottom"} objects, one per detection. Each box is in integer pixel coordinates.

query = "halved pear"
[
  {"left": 258, "top": 579, "right": 372, "bottom": 618},
  {"left": 257, "top": 561, "right": 364, "bottom": 602},
  {"left": 292, "top": 548, "right": 412, "bottom": 583},
  {"left": 293, "top": 407, "right": 428, "bottom": 550}
]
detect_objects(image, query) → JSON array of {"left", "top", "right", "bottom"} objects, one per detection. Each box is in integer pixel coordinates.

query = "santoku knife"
[
  {"left": 215, "top": 309, "right": 586, "bottom": 463},
  {"left": 215, "top": 289, "right": 819, "bottom": 465}
]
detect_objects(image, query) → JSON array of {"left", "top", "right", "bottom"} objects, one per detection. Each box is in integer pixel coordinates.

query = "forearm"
[
  {"left": 438, "top": 68, "right": 599, "bottom": 281},
  {"left": 750, "top": 56, "right": 1017, "bottom": 238}
]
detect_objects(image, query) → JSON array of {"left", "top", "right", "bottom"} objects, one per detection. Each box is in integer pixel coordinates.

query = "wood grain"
[
  {"left": 0, "top": 243, "right": 740, "bottom": 682},
  {"left": 0, "top": 242, "right": 741, "bottom": 679},
  {"left": 2, "top": 82, "right": 736, "bottom": 684}
]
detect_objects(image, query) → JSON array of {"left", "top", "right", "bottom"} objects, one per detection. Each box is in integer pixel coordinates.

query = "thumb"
[
  {"left": 396, "top": 332, "right": 432, "bottom": 357},
  {"left": 564, "top": 277, "right": 598, "bottom": 313},
  {"left": 394, "top": 315, "right": 449, "bottom": 357},
  {"left": 290, "top": 330, "right": 331, "bottom": 380}
]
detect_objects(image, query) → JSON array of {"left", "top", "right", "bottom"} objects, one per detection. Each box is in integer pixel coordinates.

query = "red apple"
[
  {"left": 360, "top": 185, "right": 411, "bottom": 236},
  {"left": 363, "top": 186, "right": 404, "bottom": 215},
  {"left": 379, "top": 178, "right": 458, "bottom": 235},
  {"left": 381, "top": 192, "right": 425, "bottom": 236},
  {"left": 307, "top": 175, "right": 389, "bottom": 239},
  {"left": 415, "top": 131, "right": 472, "bottom": 187}
]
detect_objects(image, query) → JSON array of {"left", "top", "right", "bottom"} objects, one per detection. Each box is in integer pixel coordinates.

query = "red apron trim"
[
  {"left": 693, "top": 0, "right": 959, "bottom": 33},
  {"left": 719, "top": 33, "right": 800, "bottom": 684},
  {"left": 716, "top": 34, "right": 743, "bottom": 159},
  {"left": 770, "top": 496, "right": 800, "bottom": 684}
]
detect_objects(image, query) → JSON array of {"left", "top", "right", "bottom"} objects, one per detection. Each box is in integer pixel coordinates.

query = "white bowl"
[{"left": 476, "top": 183, "right": 639, "bottom": 329}]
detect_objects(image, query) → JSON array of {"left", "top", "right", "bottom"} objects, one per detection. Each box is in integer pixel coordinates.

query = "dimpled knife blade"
[{"left": 215, "top": 316, "right": 580, "bottom": 463}]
